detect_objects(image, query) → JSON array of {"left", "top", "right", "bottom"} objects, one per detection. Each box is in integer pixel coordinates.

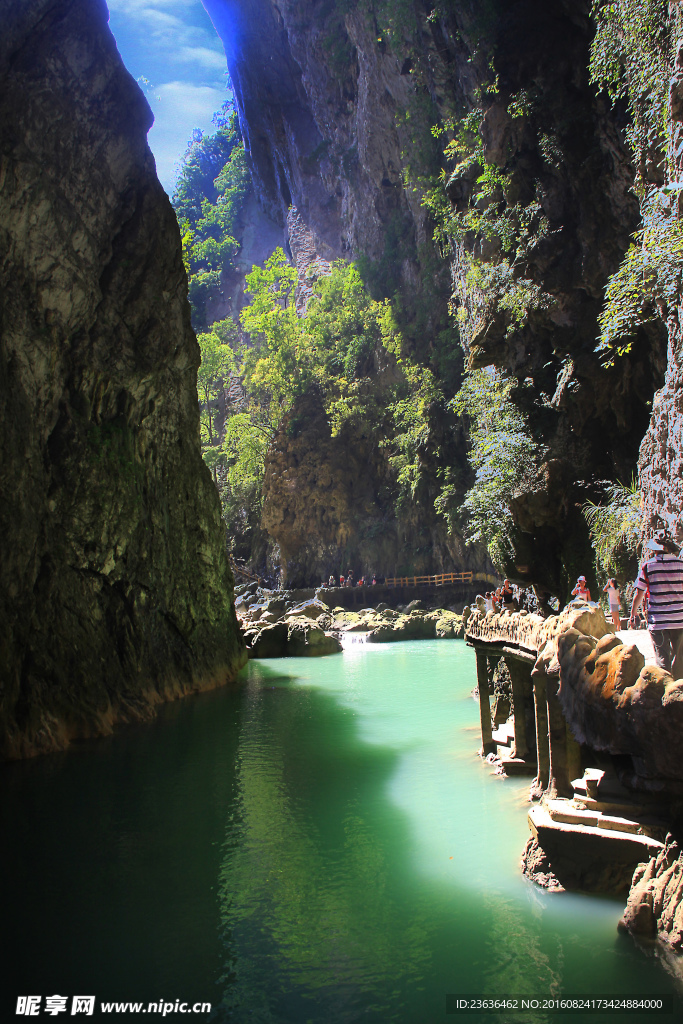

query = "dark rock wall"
[
  {"left": 204, "top": 0, "right": 664, "bottom": 595},
  {"left": 0, "top": 0, "right": 246, "bottom": 759}
]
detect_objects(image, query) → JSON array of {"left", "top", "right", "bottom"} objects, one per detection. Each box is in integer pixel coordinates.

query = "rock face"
[
  {"left": 205, "top": 0, "right": 664, "bottom": 595},
  {"left": 620, "top": 838, "right": 683, "bottom": 959},
  {"left": 639, "top": 38, "right": 683, "bottom": 544},
  {"left": 261, "top": 395, "right": 480, "bottom": 586},
  {"left": 0, "top": 0, "right": 246, "bottom": 759}
]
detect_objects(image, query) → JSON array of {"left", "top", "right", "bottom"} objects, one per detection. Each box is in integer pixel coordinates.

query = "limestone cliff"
[
  {"left": 0, "top": 0, "right": 246, "bottom": 759},
  {"left": 640, "top": 34, "right": 683, "bottom": 544},
  {"left": 261, "top": 393, "right": 482, "bottom": 584},
  {"left": 205, "top": 0, "right": 664, "bottom": 594}
]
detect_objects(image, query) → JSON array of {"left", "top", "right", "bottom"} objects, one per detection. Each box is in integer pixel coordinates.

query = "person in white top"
[
  {"left": 571, "top": 575, "right": 591, "bottom": 602},
  {"left": 603, "top": 577, "right": 621, "bottom": 628}
]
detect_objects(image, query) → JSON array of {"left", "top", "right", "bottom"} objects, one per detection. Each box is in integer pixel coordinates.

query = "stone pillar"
[
  {"left": 566, "top": 722, "right": 582, "bottom": 788},
  {"left": 546, "top": 672, "right": 573, "bottom": 798},
  {"left": 475, "top": 651, "right": 495, "bottom": 755},
  {"left": 531, "top": 670, "right": 549, "bottom": 795},
  {"left": 504, "top": 657, "right": 530, "bottom": 760}
]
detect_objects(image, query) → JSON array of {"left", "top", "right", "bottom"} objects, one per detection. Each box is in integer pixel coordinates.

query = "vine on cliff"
[
  {"left": 590, "top": 0, "right": 683, "bottom": 359},
  {"left": 442, "top": 368, "right": 542, "bottom": 570},
  {"left": 582, "top": 479, "right": 642, "bottom": 576}
]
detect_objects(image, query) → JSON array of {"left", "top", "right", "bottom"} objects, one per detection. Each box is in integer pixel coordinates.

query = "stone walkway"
[{"left": 616, "top": 629, "right": 656, "bottom": 665}]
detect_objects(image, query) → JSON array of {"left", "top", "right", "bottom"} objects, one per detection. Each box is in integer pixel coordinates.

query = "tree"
[
  {"left": 443, "top": 368, "right": 541, "bottom": 569},
  {"left": 172, "top": 106, "right": 251, "bottom": 329},
  {"left": 196, "top": 322, "right": 237, "bottom": 482}
]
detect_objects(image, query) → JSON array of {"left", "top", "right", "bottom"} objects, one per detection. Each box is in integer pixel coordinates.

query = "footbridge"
[{"left": 464, "top": 603, "right": 683, "bottom": 892}]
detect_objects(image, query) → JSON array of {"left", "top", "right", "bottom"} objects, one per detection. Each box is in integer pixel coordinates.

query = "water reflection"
[{"left": 216, "top": 672, "right": 436, "bottom": 1021}]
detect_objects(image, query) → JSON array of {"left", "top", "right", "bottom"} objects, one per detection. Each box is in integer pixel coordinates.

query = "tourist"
[
  {"left": 339, "top": 574, "right": 345, "bottom": 587},
  {"left": 571, "top": 575, "right": 591, "bottom": 602},
  {"left": 629, "top": 528, "right": 683, "bottom": 677},
  {"left": 603, "top": 578, "right": 621, "bottom": 628},
  {"left": 328, "top": 574, "right": 336, "bottom": 588},
  {"left": 484, "top": 591, "right": 493, "bottom": 612},
  {"left": 346, "top": 569, "right": 354, "bottom": 587},
  {"left": 501, "top": 579, "right": 514, "bottom": 607},
  {"left": 371, "top": 575, "right": 377, "bottom": 585}
]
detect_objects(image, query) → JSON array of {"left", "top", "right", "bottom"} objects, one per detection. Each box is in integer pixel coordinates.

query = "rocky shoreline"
[{"left": 236, "top": 583, "right": 465, "bottom": 657}]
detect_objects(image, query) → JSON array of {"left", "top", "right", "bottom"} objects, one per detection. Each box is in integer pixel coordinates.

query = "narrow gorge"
[{"left": 4, "top": 0, "right": 683, "bottom": 1017}]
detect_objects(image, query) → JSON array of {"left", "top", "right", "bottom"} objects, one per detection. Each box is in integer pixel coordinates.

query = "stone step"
[
  {"left": 529, "top": 803, "right": 664, "bottom": 866},
  {"left": 499, "top": 756, "right": 536, "bottom": 776},
  {"left": 571, "top": 770, "right": 631, "bottom": 802},
  {"left": 573, "top": 796, "right": 648, "bottom": 817},
  {"left": 491, "top": 724, "right": 514, "bottom": 746},
  {"left": 544, "top": 799, "right": 666, "bottom": 841}
]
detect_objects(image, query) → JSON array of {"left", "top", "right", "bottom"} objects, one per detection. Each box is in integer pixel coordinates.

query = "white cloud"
[
  {"left": 109, "top": 2, "right": 210, "bottom": 48},
  {"left": 108, "top": 0, "right": 197, "bottom": 13},
  {"left": 107, "top": 0, "right": 228, "bottom": 194},
  {"left": 174, "top": 46, "right": 226, "bottom": 70},
  {"left": 148, "top": 81, "right": 228, "bottom": 192}
]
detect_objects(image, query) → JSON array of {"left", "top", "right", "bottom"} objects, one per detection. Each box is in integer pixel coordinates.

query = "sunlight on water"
[
  {"left": 1, "top": 640, "right": 680, "bottom": 1024},
  {"left": 220, "top": 642, "right": 681, "bottom": 1022}
]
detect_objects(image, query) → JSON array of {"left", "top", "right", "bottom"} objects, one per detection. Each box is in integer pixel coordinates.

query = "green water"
[{"left": 1, "top": 640, "right": 680, "bottom": 1023}]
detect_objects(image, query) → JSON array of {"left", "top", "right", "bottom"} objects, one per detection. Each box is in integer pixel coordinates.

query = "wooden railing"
[{"left": 384, "top": 571, "right": 474, "bottom": 588}]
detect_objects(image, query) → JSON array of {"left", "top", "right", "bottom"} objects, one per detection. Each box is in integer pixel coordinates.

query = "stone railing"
[
  {"left": 465, "top": 602, "right": 683, "bottom": 790},
  {"left": 464, "top": 602, "right": 613, "bottom": 660}
]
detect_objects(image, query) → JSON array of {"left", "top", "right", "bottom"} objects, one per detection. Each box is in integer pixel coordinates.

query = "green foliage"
[
  {"left": 236, "top": 251, "right": 464, "bottom": 520},
  {"left": 582, "top": 478, "right": 642, "bottom": 575},
  {"left": 589, "top": 1, "right": 683, "bottom": 360},
  {"left": 239, "top": 250, "right": 402, "bottom": 433},
  {"left": 596, "top": 188, "right": 683, "bottom": 357},
  {"left": 220, "top": 413, "right": 271, "bottom": 530},
  {"left": 420, "top": 106, "right": 552, "bottom": 355},
  {"left": 172, "top": 106, "right": 251, "bottom": 329},
  {"left": 173, "top": 104, "right": 242, "bottom": 223},
  {"left": 589, "top": 0, "right": 673, "bottom": 179},
  {"left": 197, "top": 320, "right": 238, "bottom": 449},
  {"left": 383, "top": 365, "right": 441, "bottom": 507},
  {"left": 443, "top": 369, "right": 541, "bottom": 569}
]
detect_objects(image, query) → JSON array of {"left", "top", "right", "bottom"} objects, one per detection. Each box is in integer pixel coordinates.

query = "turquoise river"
[{"left": 2, "top": 640, "right": 681, "bottom": 1023}]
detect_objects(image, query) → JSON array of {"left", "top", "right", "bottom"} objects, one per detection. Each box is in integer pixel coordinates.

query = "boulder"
[
  {"left": 620, "top": 837, "right": 683, "bottom": 952},
  {"left": 287, "top": 598, "right": 330, "bottom": 619},
  {"left": 367, "top": 613, "right": 436, "bottom": 643},
  {"left": 248, "top": 623, "right": 289, "bottom": 658},
  {"left": 286, "top": 622, "right": 342, "bottom": 656}
]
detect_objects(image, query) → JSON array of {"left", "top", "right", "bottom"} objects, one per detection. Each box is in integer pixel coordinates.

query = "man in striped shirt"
[{"left": 629, "top": 530, "right": 683, "bottom": 678}]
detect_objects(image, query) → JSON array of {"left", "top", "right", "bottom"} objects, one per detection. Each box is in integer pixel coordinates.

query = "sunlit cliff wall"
[{"left": 205, "top": 0, "right": 665, "bottom": 594}]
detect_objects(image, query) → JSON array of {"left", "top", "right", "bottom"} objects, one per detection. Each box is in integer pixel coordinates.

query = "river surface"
[{"left": 2, "top": 640, "right": 680, "bottom": 1023}]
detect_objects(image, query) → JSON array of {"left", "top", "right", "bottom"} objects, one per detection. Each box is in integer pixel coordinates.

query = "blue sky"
[{"left": 106, "top": 0, "right": 230, "bottom": 194}]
